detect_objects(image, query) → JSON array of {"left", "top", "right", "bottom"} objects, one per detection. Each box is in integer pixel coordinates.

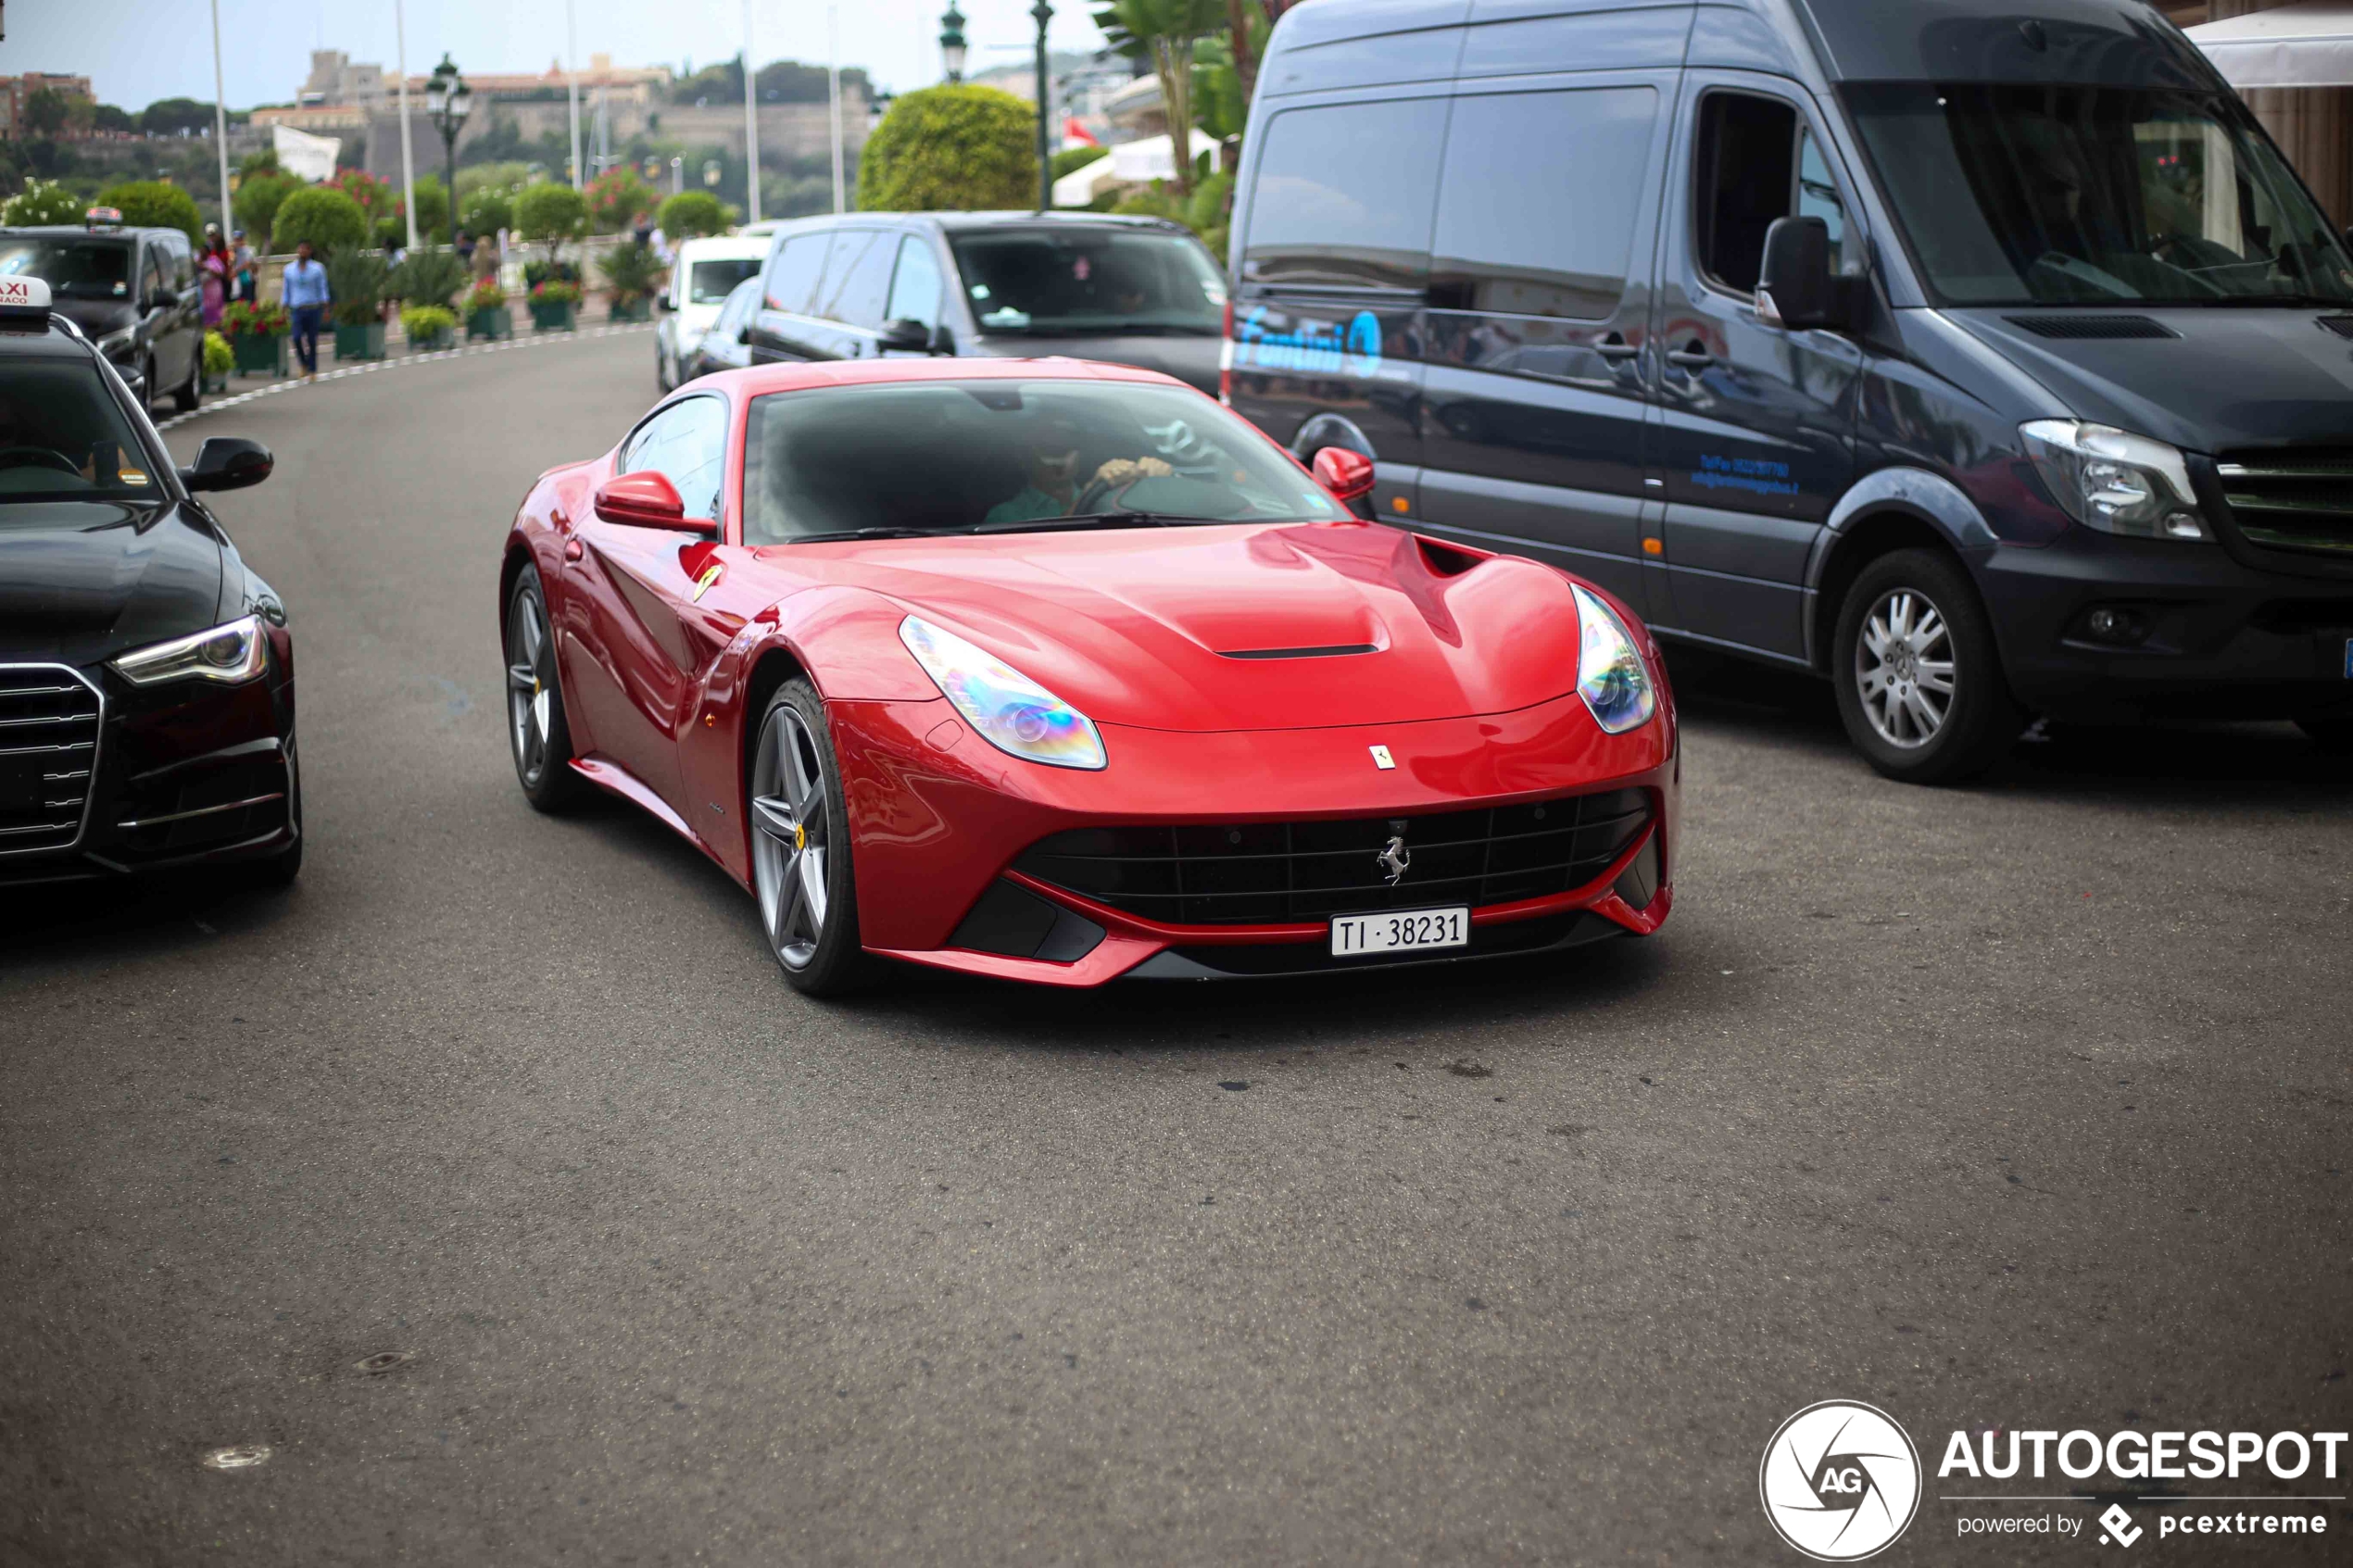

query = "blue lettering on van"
[
  {"left": 1236, "top": 307, "right": 1383, "bottom": 378},
  {"left": 1692, "top": 452, "right": 1801, "bottom": 497}
]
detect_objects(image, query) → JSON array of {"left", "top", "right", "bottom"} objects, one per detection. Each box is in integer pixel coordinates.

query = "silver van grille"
[
  {"left": 0, "top": 666, "right": 102, "bottom": 857},
  {"left": 2215, "top": 451, "right": 2353, "bottom": 559}
]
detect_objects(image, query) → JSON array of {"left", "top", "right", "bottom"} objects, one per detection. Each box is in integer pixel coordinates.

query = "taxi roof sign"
[
  {"left": 0, "top": 275, "right": 55, "bottom": 315},
  {"left": 84, "top": 206, "right": 123, "bottom": 230}
]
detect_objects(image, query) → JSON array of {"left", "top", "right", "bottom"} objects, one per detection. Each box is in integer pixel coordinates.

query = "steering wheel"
[
  {"left": 1071, "top": 474, "right": 1126, "bottom": 517},
  {"left": 0, "top": 446, "right": 82, "bottom": 475}
]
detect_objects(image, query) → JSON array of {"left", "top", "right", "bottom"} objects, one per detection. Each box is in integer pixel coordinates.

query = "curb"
[{"left": 157, "top": 321, "right": 656, "bottom": 433}]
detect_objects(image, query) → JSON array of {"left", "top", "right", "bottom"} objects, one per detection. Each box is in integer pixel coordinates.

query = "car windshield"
[
  {"left": 1843, "top": 82, "right": 2353, "bottom": 307},
  {"left": 689, "top": 257, "right": 761, "bottom": 305},
  {"left": 0, "top": 358, "right": 159, "bottom": 508},
  {"left": 742, "top": 379, "right": 1347, "bottom": 544},
  {"left": 0, "top": 237, "right": 133, "bottom": 298},
  {"left": 949, "top": 229, "right": 1226, "bottom": 335}
]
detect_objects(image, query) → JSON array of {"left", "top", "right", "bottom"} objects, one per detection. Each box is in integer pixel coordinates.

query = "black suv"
[
  {"left": 0, "top": 220, "right": 204, "bottom": 411},
  {"left": 0, "top": 279, "right": 297, "bottom": 889}
]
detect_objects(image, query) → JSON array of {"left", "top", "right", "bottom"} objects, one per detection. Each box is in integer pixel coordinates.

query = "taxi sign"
[
  {"left": 84, "top": 206, "right": 124, "bottom": 230},
  {"left": 0, "top": 275, "right": 54, "bottom": 315}
]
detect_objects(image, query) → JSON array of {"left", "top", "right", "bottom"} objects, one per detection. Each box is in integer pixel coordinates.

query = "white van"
[{"left": 655, "top": 235, "right": 771, "bottom": 391}]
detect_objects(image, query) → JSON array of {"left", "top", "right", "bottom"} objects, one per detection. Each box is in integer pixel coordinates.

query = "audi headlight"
[
  {"left": 2020, "top": 420, "right": 2211, "bottom": 542},
  {"left": 1571, "top": 583, "right": 1655, "bottom": 734},
  {"left": 899, "top": 615, "right": 1106, "bottom": 770},
  {"left": 110, "top": 614, "right": 268, "bottom": 686}
]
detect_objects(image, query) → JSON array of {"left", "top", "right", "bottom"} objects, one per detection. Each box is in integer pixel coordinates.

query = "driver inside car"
[{"left": 984, "top": 411, "right": 1172, "bottom": 525}]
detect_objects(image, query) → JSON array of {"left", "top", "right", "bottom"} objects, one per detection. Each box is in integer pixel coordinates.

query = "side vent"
[
  {"left": 1416, "top": 534, "right": 1489, "bottom": 577},
  {"left": 2005, "top": 315, "right": 2176, "bottom": 340}
]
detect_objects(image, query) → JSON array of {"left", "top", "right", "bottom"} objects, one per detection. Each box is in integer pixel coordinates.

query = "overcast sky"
[{"left": 1, "top": 0, "right": 1111, "bottom": 110}]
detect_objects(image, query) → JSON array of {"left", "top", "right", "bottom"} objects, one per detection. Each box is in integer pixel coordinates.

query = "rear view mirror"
[
  {"left": 594, "top": 470, "right": 716, "bottom": 536},
  {"left": 179, "top": 435, "right": 272, "bottom": 493},
  {"left": 1312, "top": 446, "right": 1376, "bottom": 505},
  {"left": 1756, "top": 216, "right": 1833, "bottom": 330}
]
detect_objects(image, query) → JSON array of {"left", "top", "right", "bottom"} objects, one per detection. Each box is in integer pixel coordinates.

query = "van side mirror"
[
  {"left": 179, "top": 436, "right": 272, "bottom": 493},
  {"left": 1756, "top": 216, "right": 1833, "bottom": 330},
  {"left": 1311, "top": 446, "right": 1376, "bottom": 505},
  {"left": 147, "top": 286, "right": 179, "bottom": 311},
  {"left": 926, "top": 322, "right": 956, "bottom": 356},
  {"left": 876, "top": 317, "right": 930, "bottom": 352}
]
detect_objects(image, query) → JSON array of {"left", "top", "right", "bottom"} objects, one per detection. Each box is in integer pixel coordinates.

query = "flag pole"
[
  {"left": 741, "top": 0, "right": 762, "bottom": 222},
  {"left": 209, "top": 0, "right": 233, "bottom": 240}
]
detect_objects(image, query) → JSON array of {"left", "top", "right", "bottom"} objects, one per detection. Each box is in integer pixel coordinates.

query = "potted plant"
[
  {"left": 400, "top": 304, "right": 457, "bottom": 352},
  {"left": 328, "top": 250, "right": 390, "bottom": 361},
  {"left": 529, "top": 278, "right": 582, "bottom": 332},
  {"left": 464, "top": 276, "right": 510, "bottom": 340},
  {"left": 201, "top": 331, "right": 233, "bottom": 393},
  {"left": 220, "top": 299, "right": 291, "bottom": 377},
  {"left": 598, "top": 240, "right": 661, "bottom": 322}
]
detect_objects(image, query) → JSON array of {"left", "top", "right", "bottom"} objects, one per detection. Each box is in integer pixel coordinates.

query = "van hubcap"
[{"left": 1856, "top": 589, "right": 1956, "bottom": 749}]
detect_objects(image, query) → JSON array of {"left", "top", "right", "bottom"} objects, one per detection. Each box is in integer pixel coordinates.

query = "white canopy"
[
  {"left": 1051, "top": 133, "right": 1182, "bottom": 207},
  {"left": 2186, "top": 2, "right": 2353, "bottom": 89}
]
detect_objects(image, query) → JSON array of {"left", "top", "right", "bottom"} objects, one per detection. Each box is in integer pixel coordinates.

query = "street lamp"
[
  {"left": 1031, "top": 1, "right": 1053, "bottom": 210},
  {"left": 424, "top": 55, "right": 472, "bottom": 248},
  {"left": 940, "top": 4, "right": 967, "bottom": 85}
]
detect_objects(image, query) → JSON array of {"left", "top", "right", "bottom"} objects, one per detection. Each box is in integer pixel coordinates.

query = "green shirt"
[{"left": 984, "top": 486, "right": 1069, "bottom": 526}]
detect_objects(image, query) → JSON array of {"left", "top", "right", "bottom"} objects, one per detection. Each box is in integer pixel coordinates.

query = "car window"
[
  {"left": 1429, "top": 86, "right": 1657, "bottom": 319},
  {"left": 1243, "top": 98, "right": 1449, "bottom": 289},
  {"left": 886, "top": 237, "right": 944, "bottom": 329},
  {"left": 719, "top": 278, "right": 759, "bottom": 335},
  {"left": 1693, "top": 92, "right": 1846, "bottom": 294},
  {"left": 689, "top": 256, "right": 761, "bottom": 306},
  {"left": 762, "top": 232, "right": 831, "bottom": 315},
  {"left": 622, "top": 395, "right": 728, "bottom": 520},
  {"left": 0, "top": 237, "right": 132, "bottom": 297},
  {"left": 0, "top": 357, "right": 160, "bottom": 508},
  {"left": 165, "top": 234, "right": 195, "bottom": 290},
  {"left": 831, "top": 232, "right": 899, "bottom": 330},
  {"left": 949, "top": 229, "right": 1225, "bottom": 334},
  {"left": 814, "top": 230, "right": 883, "bottom": 323},
  {"left": 142, "top": 246, "right": 168, "bottom": 304}
]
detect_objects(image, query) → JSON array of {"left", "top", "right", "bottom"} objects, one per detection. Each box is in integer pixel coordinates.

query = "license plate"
[
  {"left": 1330, "top": 906, "right": 1471, "bottom": 957},
  {"left": 2344, "top": 637, "right": 2352, "bottom": 678}
]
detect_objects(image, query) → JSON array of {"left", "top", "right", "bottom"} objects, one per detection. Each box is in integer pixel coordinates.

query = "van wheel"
[{"left": 1831, "top": 548, "right": 2021, "bottom": 784}]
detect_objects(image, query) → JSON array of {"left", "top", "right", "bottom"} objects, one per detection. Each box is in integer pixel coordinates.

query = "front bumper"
[
  {"left": 0, "top": 637, "right": 297, "bottom": 889},
  {"left": 1979, "top": 531, "right": 2353, "bottom": 720},
  {"left": 826, "top": 688, "right": 1679, "bottom": 987}
]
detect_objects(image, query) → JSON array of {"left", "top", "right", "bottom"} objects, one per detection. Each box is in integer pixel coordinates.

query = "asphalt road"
[{"left": 4, "top": 329, "right": 2348, "bottom": 1566}]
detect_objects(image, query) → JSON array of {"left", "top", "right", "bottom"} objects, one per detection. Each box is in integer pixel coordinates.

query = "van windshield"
[
  {"left": 1843, "top": 82, "right": 2353, "bottom": 307},
  {"left": 949, "top": 229, "right": 1226, "bottom": 336},
  {"left": 0, "top": 237, "right": 133, "bottom": 298}
]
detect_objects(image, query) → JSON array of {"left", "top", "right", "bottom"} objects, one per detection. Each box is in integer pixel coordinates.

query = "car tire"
[
  {"left": 657, "top": 338, "right": 674, "bottom": 392},
  {"left": 749, "top": 679, "right": 873, "bottom": 997},
  {"left": 505, "top": 564, "right": 586, "bottom": 812},
  {"left": 1831, "top": 547, "right": 2022, "bottom": 784},
  {"left": 173, "top": 347, "right": 200, "bottom": 412},
  {"left": 2296, "top": 708, "right": 2353, "bottom": 754},
  {"left": 250, "top": 734, "right": 304, "bottom": 887}
]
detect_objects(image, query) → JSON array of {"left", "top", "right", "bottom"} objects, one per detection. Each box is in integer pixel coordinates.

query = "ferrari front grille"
[
  {"left": 2216, "top": 449, "right": 2353, "bottom": 559},
  {"left": 1015, "top": 787, "right": 1650, "bottom": 927},
  {"left": 0, "top": 666, "right": 103, "bottom": 857}
]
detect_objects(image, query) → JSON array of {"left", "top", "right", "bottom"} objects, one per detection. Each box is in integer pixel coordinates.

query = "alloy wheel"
[
  {"left": 751, "top": 704, "right": 831, "bottom": 971},
  {"left": 506, "top": 591, "right": 555, "bottom": 787},
  {"left": 1854, "top": 587, "right": 1956, "bottom": 749}
]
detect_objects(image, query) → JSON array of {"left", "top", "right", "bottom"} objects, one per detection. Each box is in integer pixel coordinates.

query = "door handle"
[
  {"left": 1666, "top": 342, "right": 1715, "bottom": 370},
  {"left": 1594, "top": 335, "right": 1640, "bottom": 361}
]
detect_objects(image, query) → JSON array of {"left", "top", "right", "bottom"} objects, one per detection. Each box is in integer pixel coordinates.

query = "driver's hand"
[{"left": 1091, "top": 456, "right": 1174, "bottom": 487}]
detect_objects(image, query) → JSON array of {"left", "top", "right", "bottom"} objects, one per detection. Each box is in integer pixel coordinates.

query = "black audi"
[{"left": 0, "top": 276, "right": 298, "bottom": 889}]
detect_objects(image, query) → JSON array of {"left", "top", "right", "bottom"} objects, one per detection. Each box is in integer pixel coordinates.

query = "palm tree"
[{"left": 1094, "top": 0, "right": 1225, "bottom": 195}]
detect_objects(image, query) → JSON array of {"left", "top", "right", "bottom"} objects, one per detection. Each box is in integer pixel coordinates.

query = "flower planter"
[
  {"left": 228, "top": 332, "right": 288, "bottom": 378},
  {"left": 201, "top": 370, "right": 231, "bottom": 395},
  {"left": 333, "top": 321, "right": 386, "bottom": 361},
  {"left": 466, "top": 307, "right": 510, "bottom": 341},
  {"left": 410, "top": 326, "right": 455, "bottom": 352},
  {"left": 530, "top": 300, "right": 578, "bottom": 332},
  {"left": 607, "top": 297, "right": 650, "bottom": 323}
]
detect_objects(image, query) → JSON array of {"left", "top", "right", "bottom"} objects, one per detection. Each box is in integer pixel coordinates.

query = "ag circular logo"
[{"left": 1759, "top": 1400, "right": 1921, "bottom": 1561}]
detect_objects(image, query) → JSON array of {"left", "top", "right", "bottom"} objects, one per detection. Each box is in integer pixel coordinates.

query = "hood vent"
[
  {"left": 1218, "top": 643, "right": 1380, "bottom": 659},
  {"left": 2006, "top": 315, "right": 2176, "bottom": 340},
  {"left": 2318, "top": 316, "right": 2353, "bottom": 340}
]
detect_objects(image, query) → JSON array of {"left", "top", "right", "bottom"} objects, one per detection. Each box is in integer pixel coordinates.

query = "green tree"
[
  {"left": 23, "top": 88, "right": 70, "bottom": 138},
  {"left": 407, "top": 174, "right": 451, "bottom": 242},
  {"left": 856, "top": 86, "right": 1033, "bottom": 213},
  {"left": 1051, "top": 144, "right": 1108, "bottom": 182},
  {"left": 233, "top": 171, "right": 304, "bottom": 250},
  {"left": 1094, "top": 0, "right": 1224, "bottom": 195},
  {"left": 92, "top": 105, "right": 134, "bottom": 135},
  {"left": 268, "top": 185, "right": 369, "bottom": 255},
  {"left": 654, "top": 189, "right": 728, "bottom": 238},
  {"left": 95, "top": 180, "right": 203, "bottom": 242},
  {"left": 0, "top": 178, "right": 87, "bottom": 226},
  {"left": 512, "top": 181, "right": 588, "bottom": 257},
  {"left": 586, "top": 167, "right": 656, "bottom": 232},
  {"left": 238, "top": 146, "right": 282, "bottom": 178},
  {"left": 459, "top": 186, "right": 513, "bottom": 239},
  {"left": 140, "top": 97, "right": 219, "bottom": 136}
]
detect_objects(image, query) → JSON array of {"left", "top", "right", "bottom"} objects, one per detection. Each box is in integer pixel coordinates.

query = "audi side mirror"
[
  {"left": 148, "top": 286, "right": 179, "bottom": 311},
  {"left": 1756, "top": 216, "right": 1834, "bottom": 331},
  {"left": 876, "top": 317, "right": 931, "bottom": 353},
  {"left": 1312, "top": 445, "right": 1377, "bottom": 505},
  {"left": 594, "top": 470, "right": 717, "bottom": 536},
  {"left": 927, "top": 322, "right": 956, "bottom": 356},
  {"left": 179, "top": 435, "right": 273, "bottom": 493}
]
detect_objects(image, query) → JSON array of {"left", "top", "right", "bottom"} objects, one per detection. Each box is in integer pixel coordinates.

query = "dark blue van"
[{"left": 1225, "top": 0, "right": 2353, "bottom": 781}]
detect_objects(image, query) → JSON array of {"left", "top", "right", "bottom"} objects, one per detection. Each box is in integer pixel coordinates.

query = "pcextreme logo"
[{"left": 1760, "top": 1400, "right": 1924, "bottom": 1561}]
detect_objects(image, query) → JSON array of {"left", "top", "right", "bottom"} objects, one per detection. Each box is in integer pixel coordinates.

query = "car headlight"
[
  {"left": 2020, "top": 420, "right": 2211, "bottom": 542},
  {"left": 110, "top": 614, "right": 269, "bottom": 686},
  {"left": 1571, "top": 583, "right": 1655, "bottom": 734},
  {"left": 899, "top": 615, "right": 1106, "bottom": 770}
]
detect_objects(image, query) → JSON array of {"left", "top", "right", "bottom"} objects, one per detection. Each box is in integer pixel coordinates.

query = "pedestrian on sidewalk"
[
  {"left": 282, "top": 239, "right": 329, "bottom": 382},
  {"left": 231, "top": 231, "right": 258, "bottom": 303}
]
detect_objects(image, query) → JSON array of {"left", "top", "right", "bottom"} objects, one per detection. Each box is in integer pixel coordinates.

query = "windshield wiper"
[
  {"left": 785, "top": 526, "right": 939, "bottom": 543},
  {"left": 967, "top": 511, "right": 1235, "bottom": 534}
]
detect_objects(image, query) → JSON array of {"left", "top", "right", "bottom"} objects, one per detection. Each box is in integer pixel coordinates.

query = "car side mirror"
[
  {"left": 594, "top": 470, "right": 717, "bottom": 536},
  {"left": 179, "top": 435, "right": 272, "bottom": 493},
  {"left": 148, "top": 286, "right": 179, "bottom": 311},
  {"left": 927, "top": 322, "right": 956, "bottom": 356},
  {"left": 876, "top": 317, "right": 930, "bottom": 352},
  {"left": 1756, "top": 216, "right": 1834, "bottom": 331},
  {"left": 1311, "top": 446, "right": 1376, "bottom": 505},
  {"left": 655, "top": 294, "right": 674, "bottom": 313}
]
